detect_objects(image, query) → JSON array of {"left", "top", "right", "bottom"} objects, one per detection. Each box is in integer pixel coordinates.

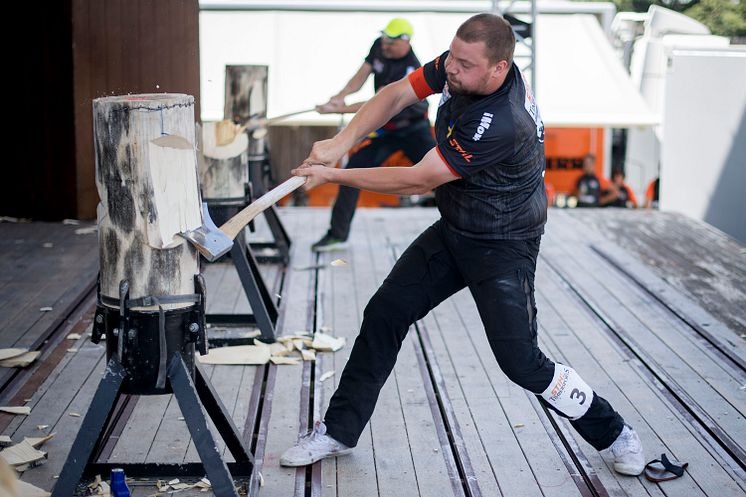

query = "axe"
[
  {"left": 215, "top": 108, "right": 317, "bottom": 145},
  {"left": 181, "top": 175, "right": 307, "bottom": 262}
]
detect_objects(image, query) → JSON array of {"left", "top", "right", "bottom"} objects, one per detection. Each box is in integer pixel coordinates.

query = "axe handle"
[
  {"left": 235, "top": 108, "right": 317, "bottom": 135},
  {"left": 220, "top": 176, "right": 308, "bottom": 240}
]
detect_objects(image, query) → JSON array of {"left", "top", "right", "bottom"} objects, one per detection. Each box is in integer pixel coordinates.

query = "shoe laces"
[
  {"left": 612, "top": 426, "right": 640, "bottom": 456},
  {"left": 297, "top": 421, "right": 328, "bottom": 448}
]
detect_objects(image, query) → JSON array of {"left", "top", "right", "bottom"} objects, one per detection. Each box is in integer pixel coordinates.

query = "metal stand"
[
  {"left": 52, "top": 279, "right": 254, "bottom": 497},
  {"left": 247, "top": 147, "right": 292, "bottom": 265},
  {"left": 52, "top": 356, "right": 252, "bottom": 497},
  {"left": 205, "top": 231, "right": 279, "bottom": 342}
]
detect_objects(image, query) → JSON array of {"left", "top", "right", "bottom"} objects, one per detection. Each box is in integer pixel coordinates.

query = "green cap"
[{"left": 382, "top": 18, "right": 414, "bottom": 40}]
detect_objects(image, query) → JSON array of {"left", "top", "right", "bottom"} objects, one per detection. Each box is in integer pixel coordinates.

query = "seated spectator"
[
  {"left": 644, "top": 177, "right": 660, "bottom": 209},
  {"left": 600, "top": 169, "right": 638, "bottom": 208},
  {"left": 575, "top": 153, "right": 607, "bottom": 207}
]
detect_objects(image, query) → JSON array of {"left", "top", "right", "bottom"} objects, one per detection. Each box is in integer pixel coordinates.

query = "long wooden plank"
[
  {"left": 258, "top": 208, "right": 314, "bottom": 497},
  {"left": 374, "top": 211, "right": 480, "bottom": 497},
  {"left": 536, "top": 261, "right": 745, "bottom": 496},
  {"left": 554, "top": 209, "right": 746, "bottom": 334},
  {"left": 359, "top": 217, "right": 424, "bottom": 497},
  {"left": 314, "top": 212, "right": 378, "bottom": 497},
  {"left": 0, "top": 228, "right": 98, "bottom": 348},
  {"left": 19, "top": 351, "right": 108, "bottom": 490},
  {"left": 540, "top": 240, "right": 746, "bottom": 460}
]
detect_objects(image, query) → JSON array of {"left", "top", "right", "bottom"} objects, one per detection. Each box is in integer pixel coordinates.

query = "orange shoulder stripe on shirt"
[
  {"left": 435, "top": 145, "right": 462, "bottom": 178},
  {"left": 408, "top": 67, "right": 435, "bottom": 100}
]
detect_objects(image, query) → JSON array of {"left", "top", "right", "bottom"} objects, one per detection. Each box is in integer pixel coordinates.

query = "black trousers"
[
  {"left": 328, "top": 120, "right": 436, "bottom": 240},
  {"left": 324, "top": 220, "right": 625, "bottom": 451}
]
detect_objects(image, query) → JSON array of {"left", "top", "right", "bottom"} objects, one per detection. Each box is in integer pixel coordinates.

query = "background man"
[
  {"left": 575, "top": 153, "right": 606, "bottom": 207},
  {"left": 312, "top": 18, "right": 436, "bottom": 251},
  {"left": 600, "top": 169, "right": 638, "bottom": 208}
]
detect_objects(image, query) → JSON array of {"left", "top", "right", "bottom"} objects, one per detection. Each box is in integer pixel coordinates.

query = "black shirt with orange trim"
[
  {"left": 408, "top": 51, "right": 547, "bottom": 240},
  {"left": 364, "top": 38, "right": 429, "bottom": 130}
]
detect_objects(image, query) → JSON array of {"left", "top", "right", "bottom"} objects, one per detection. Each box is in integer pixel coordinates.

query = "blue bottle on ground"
[{"left": 110, "top": 468, "right": 131, "bottom": 497}]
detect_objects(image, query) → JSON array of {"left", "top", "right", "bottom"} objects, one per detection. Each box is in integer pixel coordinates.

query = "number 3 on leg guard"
[{"left": 540, "top": 364, "right": 593, "bottom": 420}]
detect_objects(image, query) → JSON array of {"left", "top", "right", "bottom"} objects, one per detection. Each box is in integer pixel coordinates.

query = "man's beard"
[{"left": 446, "top": 73, "right": 490, "bottom": 95}]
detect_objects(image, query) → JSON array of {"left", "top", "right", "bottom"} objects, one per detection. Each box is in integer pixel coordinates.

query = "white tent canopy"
[{"left": 200, "top": 11, "right": 657, "bottom": 128}]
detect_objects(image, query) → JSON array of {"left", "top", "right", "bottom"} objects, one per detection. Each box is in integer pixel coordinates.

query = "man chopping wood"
[
  {"left": 282, "top": 13, "right": 646, "bottom": 476},
  {"left": 311, "top": 17, "right": 436, "bottom": 252}
]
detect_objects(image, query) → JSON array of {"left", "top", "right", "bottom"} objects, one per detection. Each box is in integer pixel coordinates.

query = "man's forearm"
[
  {"left": 327, "top": 165, "right": 428, "bottom": 196},
  {"left": 336, "top": 81, "right": 413, "bottom": 150}
]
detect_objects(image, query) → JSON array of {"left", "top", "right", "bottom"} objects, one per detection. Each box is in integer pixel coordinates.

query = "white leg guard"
[{"left": 540, "top": 363, "right": 593, "bottom": 420}]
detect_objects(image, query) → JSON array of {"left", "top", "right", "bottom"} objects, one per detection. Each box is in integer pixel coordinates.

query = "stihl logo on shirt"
[
  {"left": 472, "top": 112, "right": 494, "bottom": 141},
  {"left": 449, "top": 137, "right": 473, "bottom": 163}
]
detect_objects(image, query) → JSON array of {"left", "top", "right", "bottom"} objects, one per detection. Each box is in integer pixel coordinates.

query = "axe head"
[{"left": 179, "top": 203, "right": 233, "bottom": 262}]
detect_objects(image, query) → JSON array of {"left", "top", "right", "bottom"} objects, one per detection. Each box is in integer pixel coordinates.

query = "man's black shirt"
[
  {"left": 408, "top": 51, "right": 547, "bottom": 240},
  {"left": 576, "top": 173, "right": 602, "bottom": 207},
  {"left": 365, "top": 38, "right": 428, "bottom": 129}
]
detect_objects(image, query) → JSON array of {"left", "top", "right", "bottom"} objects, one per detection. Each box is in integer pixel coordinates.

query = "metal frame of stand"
[{"left": 52, "top": 278, "right": 254, "bottom": 497}]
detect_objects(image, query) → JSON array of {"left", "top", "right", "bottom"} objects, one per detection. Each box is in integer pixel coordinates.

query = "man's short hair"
[{"left": 456, "top": 13, "right": 515, "bottom": 66}]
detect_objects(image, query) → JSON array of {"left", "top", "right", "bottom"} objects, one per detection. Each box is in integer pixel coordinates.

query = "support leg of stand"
[
  {"left": 232, "top": 236, "right": 277, "bottom": 341},
  {"left": 169, "top": 354, "right": 240, "bottom": 497},
  {"left": 194, "top": 361, "right": 254, "bottom": 465},
  {"left": 262, "top": 205, "right": 291, "bottom": 265},
  {"left": 52, "top": 358, "right": 126, "bottom": 497}
]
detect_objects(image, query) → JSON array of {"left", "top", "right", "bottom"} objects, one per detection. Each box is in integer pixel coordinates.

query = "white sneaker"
[
  {"left": 609, "top": 425, "right": 645, "bottom": 476},
  {"left": 280, "top": 421, "right": 353, "bottom": 467}
]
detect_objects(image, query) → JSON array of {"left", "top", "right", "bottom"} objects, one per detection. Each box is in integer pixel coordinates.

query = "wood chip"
[
  {"left": 514, "top": 423, "right": 525, "bottom": 428},
  {"left": 330, "top": 259, "right": 347, "bottom": 267},
  {"left": 255, "top": 341, "right": 291, "bottom": 356},
  {"left": 36, "top": 425, "right": 49, "bottom": 431},
  {"left": 0, "top": 440, "right": 47, "bottom": 467},
  {"left": 276, "top": 332, "right": 312, "bottom": 343},
  {"left": 39, "top": 307, "right": 53, "bottom": 312},
  {"left": 88, "top": 475, "right": 110, "bottom": 496},
  {"left": 75, "top": 225, "right": 98, "bottom": 235},
  {"left": 66, "top": 333, "right": 81, "bottom": 340},
  {"left": 0, "top": 349, "right": 28, "bottom": 362},
  {"left": 171, "top": 483, "right": 191, "bottom": 490},
  {"left": 319, "top": 371, "right": 335, "bottom": 382},
  {"left": 0, "top": 436, "right": 11, "bottom": 447},
  {"left": 62, "top": 219, "right": 81, "bottom": 225},
  {"left": 68, "top": 412, "right": 80, "bottom": 417},
  {"left": 197, "top": 345, "right": 271, "bottom": 365},
  {"left": 16, "top": 480, "right": 51, "bottom": 497},
  {"left": 270, "top": 356, "right": 300, "bottom": 365},
  {"left": 24, "top": 433, "right": 55, "bottom": 449},
  {"left": 168, "top": 478, "right": 180, "bottom": 485},
  {"left": 301, "top": 349, "right": 316, "bottom": 362},
  {"left": 193, "top": 477, "right": 211, "bottom": 489},
  {"left": 0, "top": 350, "right": 40, "bottom": 368},
  {"left": 67, "top": 348, "right": 78, "bottom": 353},
  {"left": 311, "top": 333, "right": 346, "bottom": 352},
  {"left": 0, "top": 407, "right": 30, "bottom": 416},
  {"left": 293, "top": 264, "right": 324, "bottom": 271}
]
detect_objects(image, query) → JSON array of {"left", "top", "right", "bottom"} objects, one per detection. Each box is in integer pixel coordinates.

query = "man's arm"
[
  {"left": 317, "top": 62, "right": 372, "bottom": 112},
  {"left": 305, "top": 77, "right": 423, "bottom": 168},
  {"left": 293, "top": 147, "right": 458, "bottom": 195}
]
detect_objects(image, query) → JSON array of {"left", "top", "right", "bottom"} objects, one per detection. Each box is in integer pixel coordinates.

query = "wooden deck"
[{"left": 0, "top": 208, "right": 744, "bottom": 497}]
